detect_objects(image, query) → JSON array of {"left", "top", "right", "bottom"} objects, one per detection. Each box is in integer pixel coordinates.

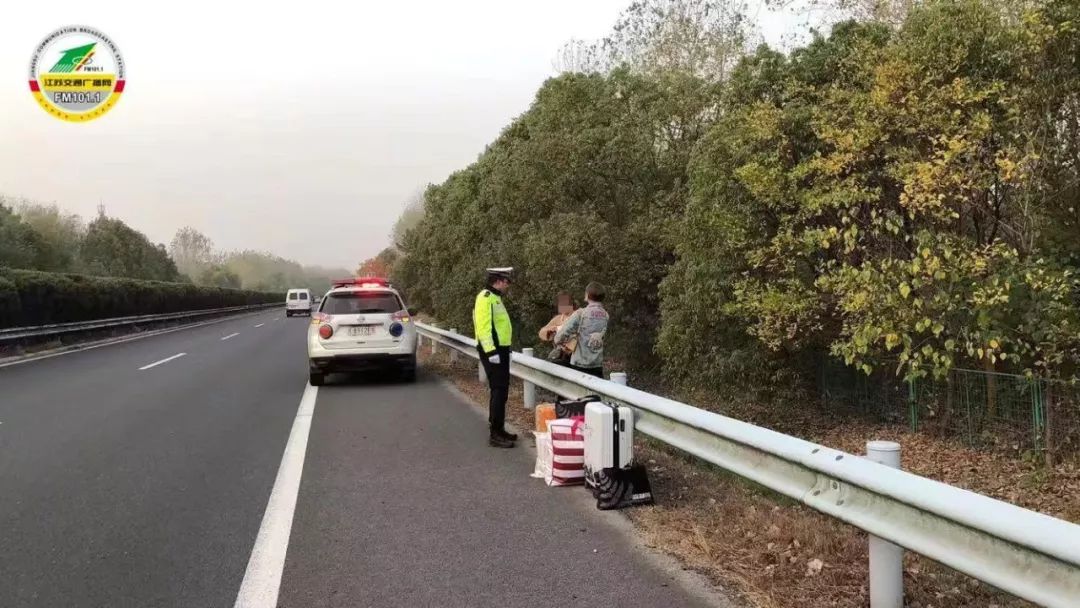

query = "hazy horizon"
[
  {"left": 0, "top": 0, "right": 648, "bottom": 268},
  {"left": 1, "top": 0, "right": 800, "bottom": 269}
]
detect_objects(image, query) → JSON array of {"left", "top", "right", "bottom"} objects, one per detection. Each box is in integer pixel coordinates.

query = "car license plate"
[{"left": 348, "top": 325, "right": 376, "bottom": 337}]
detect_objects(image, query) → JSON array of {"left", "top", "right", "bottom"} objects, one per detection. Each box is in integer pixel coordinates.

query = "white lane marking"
[
  {"left": 254, "top": 323, "right": 265, "bottom": 328},
  {"left": 0, "top": 312, "right": 269, "bottom": 370},
  {"left": 138, "top": 352, "right": 186, "bottom": 370},
  {"left": 221, "top": 332, "right": 240, "bottom": 341},
  {"left": 234, "top": 383, "right": 317, "bottom": 608},
  {"left": 272, "top": 317, "right": 280, "bottom": 322}
]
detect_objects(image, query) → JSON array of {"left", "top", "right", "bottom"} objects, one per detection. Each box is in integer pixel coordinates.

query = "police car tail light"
[
  {"left": 318, "top": 324, "right": 333, "bottom": 339},
  {"left": 392, "top": 310, "right": 410, "bottom": 323}
]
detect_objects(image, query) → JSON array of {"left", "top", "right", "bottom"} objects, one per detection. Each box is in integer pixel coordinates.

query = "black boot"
[
  {"left": 496, "top": 429, "right": 519, "bottom": 441},
  {"left": 489, "top": 432, "right": 514, "bottom": 448}
]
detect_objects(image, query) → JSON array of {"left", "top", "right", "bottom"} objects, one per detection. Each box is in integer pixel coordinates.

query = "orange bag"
[{"left": 535, "top": 403, "right": 556, "bottom": 432}]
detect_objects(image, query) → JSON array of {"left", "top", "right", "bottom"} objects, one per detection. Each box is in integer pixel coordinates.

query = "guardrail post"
[
  {"left": 449, "top": 329, "right": 458, "bottom": 363},
  {"left": 867, "top": 440, "right": 903, "bottom": 608},
  {"left": 611, "top": 372, "right": 628, "bottom": 386},
  {"left": 522, "top": 348, "right": 536, "bottom": 409}
]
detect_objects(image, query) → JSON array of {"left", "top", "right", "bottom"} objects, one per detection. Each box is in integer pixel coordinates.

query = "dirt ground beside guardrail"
[{"left": 418, "top": 346, "right": 1074, "bottom": 608}]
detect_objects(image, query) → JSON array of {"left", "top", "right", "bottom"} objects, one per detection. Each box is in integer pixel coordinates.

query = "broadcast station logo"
[{"left": 29, "top": 26, "right": 125, "bottom": 123}]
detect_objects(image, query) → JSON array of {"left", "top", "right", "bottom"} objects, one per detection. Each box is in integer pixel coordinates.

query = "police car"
[{"left": 307, "top": 277, "right": 418, "bottom": 386}]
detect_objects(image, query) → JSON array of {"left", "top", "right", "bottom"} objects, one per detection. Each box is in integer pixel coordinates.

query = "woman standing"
[
  {"left": 538, "top": 291, "right": 576, "bottom": 365},
  {"left": 554, "top": 282, "right": 608, "bottom": 378}
]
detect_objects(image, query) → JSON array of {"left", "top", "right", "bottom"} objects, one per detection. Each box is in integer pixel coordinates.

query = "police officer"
[{"left": 474, "top": 267, "right": 517, "bottom": 448}]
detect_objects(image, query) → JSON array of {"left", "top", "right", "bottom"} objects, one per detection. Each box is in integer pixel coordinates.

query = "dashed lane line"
[{"left": 138, "top": 353, "right": 187, "bottom": 370}]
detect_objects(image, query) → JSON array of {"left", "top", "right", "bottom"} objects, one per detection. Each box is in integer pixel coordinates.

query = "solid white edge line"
[
  {"left": 233, "top": 383, "right": 317, "bottom": 608},
  {"left": 138, "top": 352, "right": 187, "bottom": 370},
  {"left": 254, "top": 323, "right": 265, "bottom": 328},
  {"left": 221, "top": 332, "right": 240, "bottom": 341}
]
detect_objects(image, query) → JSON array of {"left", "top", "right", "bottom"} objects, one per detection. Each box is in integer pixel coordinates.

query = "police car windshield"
[{"left": 323, "top": 292, "right": 401, "bottom": 315}]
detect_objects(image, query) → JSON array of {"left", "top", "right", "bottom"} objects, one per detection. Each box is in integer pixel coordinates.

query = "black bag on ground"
[{"left": 592, "top": 465, "right": 654, "bottom": 510}]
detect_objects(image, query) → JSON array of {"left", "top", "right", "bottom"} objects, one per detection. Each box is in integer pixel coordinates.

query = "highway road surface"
[{"left": 0, "top": 310, "right": 730, "bottom": 608}]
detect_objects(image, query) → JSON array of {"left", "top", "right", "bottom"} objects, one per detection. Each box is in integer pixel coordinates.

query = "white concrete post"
[
  {"left": 610, "top": 372, "right": 628, "bottom": 386},
  {"left": 522, "top": 348, "right": 536, "bottom": 409},
  {"left": 867, "top": 440, "right": 904, "bottom": 608},
  {"left": 449, "top": 329, "right": 458, "bottom": 363}
]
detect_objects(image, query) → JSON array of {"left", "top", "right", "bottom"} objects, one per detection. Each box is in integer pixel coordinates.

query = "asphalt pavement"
[{"left": 0, "top": 310, "right": 731, "bottom": 607}]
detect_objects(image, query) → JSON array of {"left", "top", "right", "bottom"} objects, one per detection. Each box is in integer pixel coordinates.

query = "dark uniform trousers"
[{"left": 479, "top": 346, "right": 512, "bottom": 432}]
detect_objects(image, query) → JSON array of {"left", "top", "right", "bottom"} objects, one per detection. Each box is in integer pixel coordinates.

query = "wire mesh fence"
[
  {"left": 816, "top": 359, "right": 913, "bottom": 426},
  {"left": 817, "top": 359, "right": 1080, "bottom": 462}
]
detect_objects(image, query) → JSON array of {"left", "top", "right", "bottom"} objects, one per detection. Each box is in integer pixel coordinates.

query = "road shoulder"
[{"left": 278, "top": 371, "right": 737, "bottom": 608}]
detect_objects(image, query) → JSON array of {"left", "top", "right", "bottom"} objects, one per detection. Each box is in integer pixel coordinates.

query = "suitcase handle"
[
  {"left": 611, "top": 404, "right": 620, "bottom": 469},
  {"left": 604, "top": 401, "right": 628, "bottom": 469}
]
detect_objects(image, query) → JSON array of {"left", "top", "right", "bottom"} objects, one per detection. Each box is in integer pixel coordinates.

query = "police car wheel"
[{"left": 309, "top": 371, "right": 325, "bottom": 386}]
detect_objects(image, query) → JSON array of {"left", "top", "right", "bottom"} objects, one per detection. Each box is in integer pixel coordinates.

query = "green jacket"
[{"left": 473, "top": 288, "right": 512, "bottom": 354}]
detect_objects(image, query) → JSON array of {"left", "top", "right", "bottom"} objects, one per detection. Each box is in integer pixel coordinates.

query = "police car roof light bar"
[{"left": 332, "top": 277, "right": 391, "bottom": 289}]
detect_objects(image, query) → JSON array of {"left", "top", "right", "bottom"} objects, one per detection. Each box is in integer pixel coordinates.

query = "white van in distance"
[{"left": 285, "top": 288, "right": 312, "bottom": 317}]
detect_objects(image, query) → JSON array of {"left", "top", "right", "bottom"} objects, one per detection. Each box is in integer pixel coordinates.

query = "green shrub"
[
  {"left": 0, "top": 267, "right": 279, "bottom": 328},
  {"left": 0, "top": 276, "right": 20, "bottom": 323}
]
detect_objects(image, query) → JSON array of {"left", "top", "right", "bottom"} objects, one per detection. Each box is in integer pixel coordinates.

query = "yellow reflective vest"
[{"left": 473, "top": 288, "right": 512, "bottom": 354}]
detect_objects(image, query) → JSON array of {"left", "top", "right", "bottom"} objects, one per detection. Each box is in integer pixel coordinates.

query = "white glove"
[{"left": 488, "top": 353, "right": 501, "bottom": 365}]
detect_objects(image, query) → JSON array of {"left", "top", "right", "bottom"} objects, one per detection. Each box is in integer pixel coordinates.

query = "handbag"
[
  {"left": 554, "top": 394, "right": 602, "bottom": 419},
  {"left": 547, "top": 345, "right": 571, "bottom": 364},
  {"left": 546, "top": 419, "right": 585, "bottom": 486},
  {"left": 531, "top": 432, "right": 553, "bottom": 479}
]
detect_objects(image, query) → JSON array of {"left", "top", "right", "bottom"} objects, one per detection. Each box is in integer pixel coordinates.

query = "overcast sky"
[{"left": 0, "top": 0, "right": 797, "bottom": 268}]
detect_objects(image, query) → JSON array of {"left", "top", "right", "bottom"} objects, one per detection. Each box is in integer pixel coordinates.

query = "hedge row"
[{"left": 0, "top": 267, "right": 281, "bottom": 329}]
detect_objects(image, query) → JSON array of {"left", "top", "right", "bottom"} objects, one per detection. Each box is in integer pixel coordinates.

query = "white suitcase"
[{"left": 583, "top": 401, "right": 634, "bottom": 484}]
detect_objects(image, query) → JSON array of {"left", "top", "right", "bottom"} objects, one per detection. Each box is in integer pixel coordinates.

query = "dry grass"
[
  {"left": 419, "top": 347, "right": 1063, "bottom": 608},
  {"left": 813, "top": 424, "right": 1080, "bottom": 523},
  {"left": 622, "top": 441, "right": 1037, "bottom": 608}
]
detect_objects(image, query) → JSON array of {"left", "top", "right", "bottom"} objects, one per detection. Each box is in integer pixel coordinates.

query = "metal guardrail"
[
  {"left": 416, "top": 322, "right": 1080, "bottom": 608},
  {"left": 0, "top": 303, "right": 279, "bottom": 343}
]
